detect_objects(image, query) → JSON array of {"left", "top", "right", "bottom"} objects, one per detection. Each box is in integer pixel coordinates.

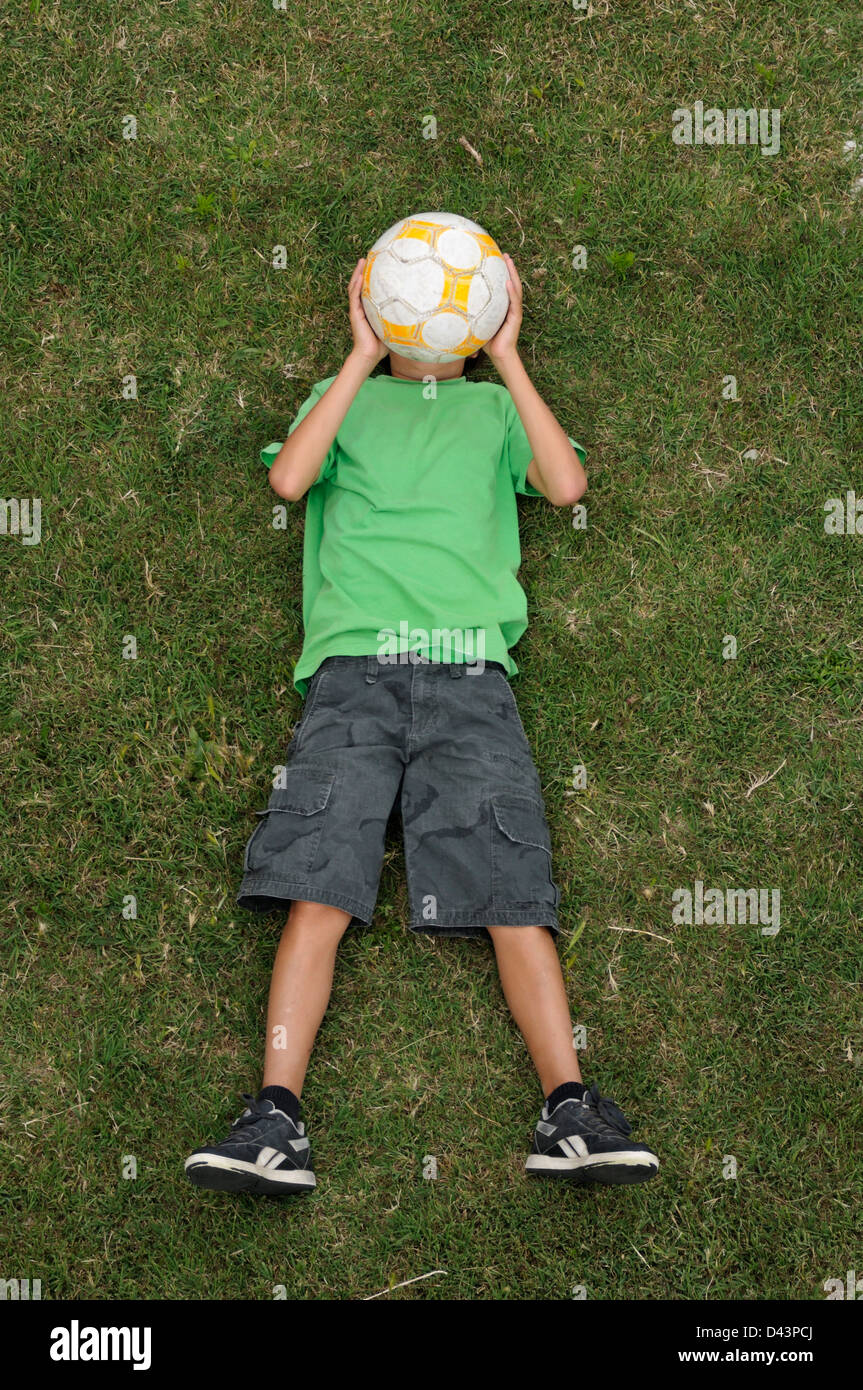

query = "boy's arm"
[
  {"left": 485, "top": 254, "right": 587, "bottom": 507},
  {"left": 493, "top": 352, "right": 587, "bottom": 506},
  {"left": 268, "top": 259, "right": 386, "bottom": 501},
  {"left": 268, "top": 353, "right": 370, "bottom": 500}
]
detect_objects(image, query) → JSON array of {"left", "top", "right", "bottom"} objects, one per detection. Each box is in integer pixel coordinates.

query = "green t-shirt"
[{"left": 279, "top": 373, "right": 586, "bottom": 697}]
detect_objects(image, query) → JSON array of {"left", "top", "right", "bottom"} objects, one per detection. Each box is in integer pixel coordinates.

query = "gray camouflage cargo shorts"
[{"left": 236, "top": 654, "right": 561, "bottom": 938}]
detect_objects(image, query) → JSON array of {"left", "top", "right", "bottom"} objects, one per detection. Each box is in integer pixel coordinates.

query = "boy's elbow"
[
  {"left": 269, "top": 472, "right": 306, "bottom": 502},
  {"left": 551, "top": 471, "right": 587, "bottom": 507}
]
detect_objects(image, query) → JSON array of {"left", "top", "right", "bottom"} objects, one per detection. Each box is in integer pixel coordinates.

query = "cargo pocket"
[
  {"left": 490, "top": 670, "right": 534, "bottom": 751},
  {"left": 491, "top": 793, "right": 559, "bottom": 909},
  {"left": 243, "top": 770, "right": 336, "bottom": 879},
  {"left": 286, "top": 665, "right": 330, "bottom": 758}
]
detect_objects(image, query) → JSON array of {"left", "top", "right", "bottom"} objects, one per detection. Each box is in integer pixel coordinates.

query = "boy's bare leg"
[
  {"left": 490, "top": 925, "right": 660, "bottom": 1182},
  {"left": 487, "top": 925, "right": 583, "bottom": 1094},
  {"left": 262, "top": 899, "right": 353, "bottom": 1096},
  {"left": 184, "top": 898, "right": 350, "bottom": 1194}
]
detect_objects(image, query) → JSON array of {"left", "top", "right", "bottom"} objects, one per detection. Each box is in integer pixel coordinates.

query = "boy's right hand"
[{"left": 348, "top": 258, "right": 388, "bottom": 368}]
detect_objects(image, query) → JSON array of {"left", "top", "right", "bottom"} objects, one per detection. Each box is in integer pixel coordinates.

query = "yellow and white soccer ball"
[{"left": 361, "top": 212, "right": 509, "bottom": 363}]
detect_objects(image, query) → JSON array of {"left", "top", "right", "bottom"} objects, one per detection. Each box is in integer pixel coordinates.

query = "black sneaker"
[
  {"left": 525, "top": 1083, "right": 659, "bottom": 1185},
  {"left": 184, "top": 1094, "right": 316, "bottom": 1195}
]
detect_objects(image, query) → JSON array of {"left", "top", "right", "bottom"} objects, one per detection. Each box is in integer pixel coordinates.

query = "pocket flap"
[
  {"left": 258, "top": 771, "right": 335, "bottom": 817},
  {"left": 491, "top": 795, "right": 551, "bottom": 853}
]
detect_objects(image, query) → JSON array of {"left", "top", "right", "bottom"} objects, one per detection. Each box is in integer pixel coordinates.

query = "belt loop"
[
  {"left": 365, "top": 653, "right": 378, "bottom": 684},
  {"left": 449, "top": 661, "right": 463, "bottom": 679}
]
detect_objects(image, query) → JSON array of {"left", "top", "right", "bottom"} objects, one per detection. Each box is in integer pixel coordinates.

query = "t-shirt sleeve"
[
  {"left": 287, "top": 377, "right": 338, "bottom": 486},
  {"left": 503, "top": 392, "right": 587, "bottom": 497}
]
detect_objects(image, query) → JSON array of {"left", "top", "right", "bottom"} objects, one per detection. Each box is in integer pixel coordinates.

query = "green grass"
[{"left": 1, "top": 0, "right": 861, "bottom": 1300}]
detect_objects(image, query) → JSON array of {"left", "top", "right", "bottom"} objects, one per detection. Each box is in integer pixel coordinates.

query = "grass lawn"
[{"left": 1, "top": 0, "right": 860, "bottom": 1300}]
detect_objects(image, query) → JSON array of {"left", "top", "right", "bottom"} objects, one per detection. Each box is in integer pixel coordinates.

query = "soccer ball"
[{"left": 361, "top": 212, "right": 509, "bottom": 363}]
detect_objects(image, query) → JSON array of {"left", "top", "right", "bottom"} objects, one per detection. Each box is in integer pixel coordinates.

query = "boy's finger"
[{"left": 504, "top": 254, "right": 523, "bottom": 293}]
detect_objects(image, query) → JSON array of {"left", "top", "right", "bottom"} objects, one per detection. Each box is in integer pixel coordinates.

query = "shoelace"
[
  {"left": 230, "top": 1093, "right": 270, "bottom": 1131},
  {"left": 582, "top": 1083, "right": 633, "bottom": 1136}
]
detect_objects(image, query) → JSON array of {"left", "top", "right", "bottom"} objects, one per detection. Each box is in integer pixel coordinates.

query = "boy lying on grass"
[{"left": 185, "top": 250, "right": 659, "bottom": 1195}]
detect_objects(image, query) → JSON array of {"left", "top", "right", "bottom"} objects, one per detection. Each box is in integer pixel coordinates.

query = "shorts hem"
[
  {"left": 408, "top": 910, "right": 560, "bottom": 939},
  {"left": 236, "top": 877, "right": 374, "bottom": 925}
]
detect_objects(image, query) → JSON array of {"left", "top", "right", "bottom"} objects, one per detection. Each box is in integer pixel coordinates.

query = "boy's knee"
[{"left": 283, "top": 899, "right": 352, "bottom": 942}]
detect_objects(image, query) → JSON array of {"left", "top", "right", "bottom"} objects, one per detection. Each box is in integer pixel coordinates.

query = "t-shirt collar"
[{"left": 385, "top": 373, "right": 467, "bottom": 384}]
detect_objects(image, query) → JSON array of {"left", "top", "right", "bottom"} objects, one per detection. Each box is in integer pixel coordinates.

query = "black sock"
[
  {"left": 546, "top": 1081, "right": 587, "bottom": 1111},
  {"left": 257, "top": 1085, "right": 301, "bottom": 1123}
]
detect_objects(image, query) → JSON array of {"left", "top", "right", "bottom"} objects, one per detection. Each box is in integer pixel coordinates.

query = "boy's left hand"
[{"left": 483, "top": 253, "right": 522, "bottom": 364}]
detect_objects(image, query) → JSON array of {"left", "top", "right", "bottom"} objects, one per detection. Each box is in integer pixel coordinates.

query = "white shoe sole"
[
  {"left": 525, "top": 1150, "right": 659, "bottom": 1184},
  {"left": 185, "top": 1151, "right": 316, "bottom": 1194}
]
